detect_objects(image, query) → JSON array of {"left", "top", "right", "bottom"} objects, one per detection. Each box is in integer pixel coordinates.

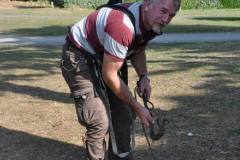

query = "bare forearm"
[
  {"left": 102, "top": 69, "right": 142, "bottom": 112},
  {"left": 130, "top": 49, "right": 148, "bottom": 76},
  {"left": 102, "top": 53, "right": 154, "bottom": 127},
  {"left": 130, "top": 48, "right": 152, "bottom": 99}
]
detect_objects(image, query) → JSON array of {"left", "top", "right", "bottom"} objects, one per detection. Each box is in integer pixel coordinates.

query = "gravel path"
[{"left": 1, "top": 32, "right": 240, "bottom": 46}]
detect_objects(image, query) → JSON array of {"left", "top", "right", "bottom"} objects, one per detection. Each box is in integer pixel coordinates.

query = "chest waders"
[
  {"left": 65, "top": 33, "right": 135, "bottom": 157},
  {"left": 89, "top": 4, "right": 138, "bottom": 158},
  {"left": 66, "top": 28, "right": 135, "bottom": 157},
  {"left": 84, "top": 55, "right": 136, "bottom": 158},
  {"left": 67, "top": 3, "right": 161, "bottom": 158}
]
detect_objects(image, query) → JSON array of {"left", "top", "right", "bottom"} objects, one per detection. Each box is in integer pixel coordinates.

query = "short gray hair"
[{"left": 146, "top": 0, "right": 181, "bottom": 11}]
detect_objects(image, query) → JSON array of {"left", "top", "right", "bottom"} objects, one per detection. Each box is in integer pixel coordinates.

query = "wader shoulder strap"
[
  {"left": 97, "top": 4, "right": 137, "bottom": 47},
  {"left": 107, "top": 0, "right": 122, "bottom": 4}
]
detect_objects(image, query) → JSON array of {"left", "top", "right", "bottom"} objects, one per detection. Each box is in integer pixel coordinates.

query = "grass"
[
  {"left": 0, "top": 1, "right": 240, "bottom": 159},
  {"left": 1, "top": 41, "right": 240, "bottom": 159},
  {"left": 233, "top": 127, "right": 240, "bottom": 134},
  {"left": 163, "top": 9, "right": 240, "bottom": 33},
  {"left": 0, "top": 7, "right": 91, "bottom": 36},
  {"left": 0, "top": 2, "right": 240, "bottom": 36}
]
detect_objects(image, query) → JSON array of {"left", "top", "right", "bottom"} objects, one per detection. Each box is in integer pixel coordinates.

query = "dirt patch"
[{"left": 0, "top": 0, "right": 50, "bottom": 9}]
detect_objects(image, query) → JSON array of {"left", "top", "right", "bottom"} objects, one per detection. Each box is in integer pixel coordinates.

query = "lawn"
[
  {"left": 0, "top": 41, "right": 239, "bottom": 159},
  {"left": 0, "top": 1, "right": 240, "bottom": 36},
  {"left": 0, "top": 1, "right": 239, "bottom": 160}
]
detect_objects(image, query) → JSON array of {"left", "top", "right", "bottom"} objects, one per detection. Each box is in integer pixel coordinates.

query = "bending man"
[{"left": 60, "top": 0, "right": 181, "bottom": 159}]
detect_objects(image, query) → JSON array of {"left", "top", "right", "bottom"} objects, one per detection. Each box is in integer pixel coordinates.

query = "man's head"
[{"left": 142, "top": 0, "right": 181, "bottom": 34}]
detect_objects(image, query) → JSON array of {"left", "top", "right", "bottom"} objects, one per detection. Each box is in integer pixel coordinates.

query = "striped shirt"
[{"left": 68, "top": 2, "right": 157, "bottom": 62}]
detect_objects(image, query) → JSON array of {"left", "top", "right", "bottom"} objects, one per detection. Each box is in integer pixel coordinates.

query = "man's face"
[{"left": 144, "top": 0, "right": 178, "bottom": 34}]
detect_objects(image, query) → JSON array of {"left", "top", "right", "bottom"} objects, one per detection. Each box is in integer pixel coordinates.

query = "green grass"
[
  {"left": 1, "top": 41, "right": 240, "bottom": 159},
  {"left": 0, "top": 3, "right": 93, "bottom": 16},
  {"left": 0, "top": 6, "right": 240, "bottom": 36},
  {"left": 0, "top": 7, "right": 93, "bottom": 36},
  {"left": 233, "top": 127, "right": 240, "bottom": 134},
  {"left": 163, "top": 9, "right": 240, "bottom": 33}
]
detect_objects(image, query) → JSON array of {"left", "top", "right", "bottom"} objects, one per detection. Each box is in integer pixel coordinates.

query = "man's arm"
[
  {"left": 130, "top": 48, "right": 151, "bottom": 100},
  {"left": 102, "top": 53, "right": 154, "bottom": 127}
]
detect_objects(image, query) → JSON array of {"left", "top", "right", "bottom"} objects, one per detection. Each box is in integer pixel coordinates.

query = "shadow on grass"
[
  {"left": 3, "top": 25, "right": 71, "bottom": 36},
  {"left": 15, "top": 6, "right": 46, "bottom": 9},
  {"left": 163, "top": 24, "right": 240, "bottom": 33},
  {"left": 133, "top": 80, "right": 240, "bottom": 159},
  {"left": 0, "top": 81, "right": 72, "bottom": 104},
  {"left": 193, "top": 17, "right": 240, "bottom": 21},
  {"left": 0, "top": 126, "right": 85, "bottom": 160},
  {"left": 0, "top": 46, "right": 72, "bottom": 104},
  {"left": 147, "top": 41, "right": 240, "bottom": 75},
  {"left": 130, "top": 41, "right": 240, "bottom": 160},
  {"left": 1, "top": 41, "right": 240, "bottom": 159}
]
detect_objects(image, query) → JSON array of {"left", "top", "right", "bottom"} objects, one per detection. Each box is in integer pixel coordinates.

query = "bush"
[
  {"left": 51, "top": 0, "right": 108, "bottom": 8},
  {"left": 33, "top": 0, "right": 240, "bottom": 9},
  {"left": 12, "top": 0, "right": 48, "bottom": 1},
  {"left": 50, "top": 0, "right": 142, "bottom": 8},
  {"left": 199, "top": 0, "right": 223, "bottom": 9},
  {"left": 181, "top": 0, "right": 223, "bottom": 9},
  {"left": 181, "top": 0, "right": 196, "bottom": 9},
  {"left": 219, "top": 0, "right": 240, "bottom": 8}
]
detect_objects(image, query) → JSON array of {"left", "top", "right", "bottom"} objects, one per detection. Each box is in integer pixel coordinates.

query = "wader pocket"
[
  {"left": 60, "top": 50, "right": 86, "bottom": 73},
  {"left": 61, "top": 59, "right": 76, "bottom": 72},
  {"left": 70, "top": 84, "right": 92, "bottom": 99},
  {"left": 60, "top": 48, "right": 92, "bottom": 98}
]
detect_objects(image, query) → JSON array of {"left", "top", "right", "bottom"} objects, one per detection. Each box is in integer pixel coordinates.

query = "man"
[{"left": 60, "top": 0, "right": 181, "bottom": 159}]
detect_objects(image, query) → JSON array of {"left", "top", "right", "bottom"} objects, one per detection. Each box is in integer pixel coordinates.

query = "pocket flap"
[{"left": 70, "top": 84, "right": 93, "bottom": 98}]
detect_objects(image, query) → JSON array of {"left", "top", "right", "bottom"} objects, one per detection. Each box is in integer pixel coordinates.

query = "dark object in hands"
[
  {"left": 142, "top": 94, "right": 169, "bottom": 141},
  {"left": 149, "top": 118, "right": 169, "bottom": 141}
]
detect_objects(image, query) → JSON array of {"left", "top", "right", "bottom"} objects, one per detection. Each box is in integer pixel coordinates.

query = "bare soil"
[{"left": 0, "top": 0, "right": 50, "bottom": 9}]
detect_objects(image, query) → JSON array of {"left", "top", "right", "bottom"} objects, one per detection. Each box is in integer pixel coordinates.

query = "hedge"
[
  {"left": 50, "top": 0, "right": 108, "bottom": 8},
  {"left": 199, "top": 0, "right": 222, "bottom": 9},
  {"left": 14, "top": 0, "right": 240, "bottom": 9},
  {"left": 181, "top": 0, "right": 195, "bottom": 9},
  {"left": 219, "top": 0, "right": 240, "bottom": 8},
  {"left": 12, "top": 0, "right": 47, "bottom": 1},
  {"left": 50, "top": 0, "right": 152, "bottom": 8},
  {"left": 51, "top": 0, "right": 224, "bottom": 9}
]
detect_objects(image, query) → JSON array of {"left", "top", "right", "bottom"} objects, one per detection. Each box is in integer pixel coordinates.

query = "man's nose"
[{"left": 162, "top": 14, "right": 169, "bottom": 23}]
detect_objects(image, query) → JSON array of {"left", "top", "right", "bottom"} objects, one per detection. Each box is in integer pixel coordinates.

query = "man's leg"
[
  {"left": 74, "top": 90, "right": 108, "bottom": 160},
  {"left": 106, "top": 85, "right": 134, "bottom": 160},
  {"left": 61, "top": 43, "right": 108, "bottom": 160}
]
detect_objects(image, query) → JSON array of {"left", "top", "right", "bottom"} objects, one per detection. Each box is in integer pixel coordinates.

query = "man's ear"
[
  {"left": 144, "top": 0, "right": 150, "bottom": 11},
  {"left": 145, "top": 6, "right": 148, "bottom": 11}
]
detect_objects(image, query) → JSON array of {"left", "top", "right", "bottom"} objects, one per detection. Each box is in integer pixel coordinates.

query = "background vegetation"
[
  {"left": 1, "top": 1, "right": 240, "bottom": 36},
  {"left": 11, "top": 0, "right": 240, "bottom": 9}
]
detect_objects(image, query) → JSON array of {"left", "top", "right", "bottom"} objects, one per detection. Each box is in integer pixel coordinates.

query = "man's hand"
[
  {"left": 137, "top": 77, "right": 151, "bottom": 100},
  {"left": 136, "top": 106, "right": 154, "bottom": 127}
]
